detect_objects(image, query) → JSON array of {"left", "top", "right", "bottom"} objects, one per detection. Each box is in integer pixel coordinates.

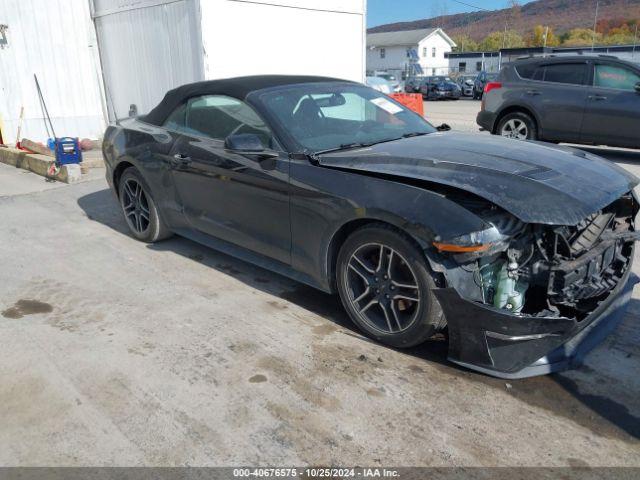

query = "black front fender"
[{"left": 289, "top": 162, "right": 491, "bottom": 291}]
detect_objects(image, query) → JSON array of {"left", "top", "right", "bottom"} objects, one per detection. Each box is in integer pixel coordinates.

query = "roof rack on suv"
[
  {"left": 515, "top": 54, "right": 556, "bottom": 60},
  {"left": 515, "top": 52, "right": 621, "bottom": 61}
]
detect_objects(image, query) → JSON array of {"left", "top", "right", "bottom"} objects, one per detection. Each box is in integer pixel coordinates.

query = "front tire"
[
  {"left": 118, "top": 168, "right": 172, "bottom": 243},
  {"left": 336, "top": 224, "right": 445, "bottom": 348},
  {"left": 497, "top": 111, "right": 538, "bottom": 141}
]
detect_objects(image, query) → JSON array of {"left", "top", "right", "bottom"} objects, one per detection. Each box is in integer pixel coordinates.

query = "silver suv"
[{"left": 477, "top": 55, "right": 640, "bottom": 149}]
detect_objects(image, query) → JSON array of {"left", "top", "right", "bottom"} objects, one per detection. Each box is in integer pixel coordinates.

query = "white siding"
[
  {"left": 0, "top": 0, "right": 105, "bottom": 144},
  {"left": 417, "top": 34, "right": 452, "bottom": 76},
  {"left": 92, "top": 0, "right": 204, "bottom": 120},
  {"left": 365, "top": 31, "right": 454, "bottom": 76},
  {"left": 200, "top": 0, "right": 366, "bottom": 83},
  {"left": 366, "top": 45, "right": 410, "bottom": 72},
  {"left": 0, "top": 0, "right": 367, "bottom": 141}
]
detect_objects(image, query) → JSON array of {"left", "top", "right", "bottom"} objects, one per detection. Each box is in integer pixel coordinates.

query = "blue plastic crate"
[{"left": 55, "top": 137, "right": 83, "bottom": 165}]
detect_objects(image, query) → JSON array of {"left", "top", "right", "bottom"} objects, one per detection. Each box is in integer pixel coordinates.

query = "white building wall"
[
  {"left": 0, "top": 0, "right": 367, "bottom": 140},
  {"left": 417, "top": 34, "right": 452, "bottom": 76},
  {"left": 93, "top": 0, "right": 366, "bottom": 119},
  {"left": 366, "top": 45, "right": 410, "bottom": 73},
  {"left": 200, "top": 0, "right": 366, "bottom": 83},
  {"left": 92, "top": 0, "right": 204, "bottom": 121},
  {"left": 0, "top": 0, "right": 105, "bottom": 144}
]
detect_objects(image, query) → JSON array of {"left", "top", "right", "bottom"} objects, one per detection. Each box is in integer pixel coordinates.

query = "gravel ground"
[{"left": 0, "top": 133, "right": 639, "bottom": 467}]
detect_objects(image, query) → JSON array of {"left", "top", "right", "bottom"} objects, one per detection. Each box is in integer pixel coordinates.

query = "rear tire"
[
  {"left": 118, "top": 168, "right": 172, "bottom": 243},
  {"left": 336, "top": 224, "right": 445, "bottom": 349},
  {"left": 497, "top": 111, "right": 538, "bottom": 141}
]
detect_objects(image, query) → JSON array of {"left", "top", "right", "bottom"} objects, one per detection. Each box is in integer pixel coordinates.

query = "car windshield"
[
  {"left": 257, "top": 83, "right": 436, "bottom": 153},
  {"left": 427, "top": 76, "right": 451, "bottom": 83},
  {"left": 366, "top": 77, "right": 388, "bottom": 85}
]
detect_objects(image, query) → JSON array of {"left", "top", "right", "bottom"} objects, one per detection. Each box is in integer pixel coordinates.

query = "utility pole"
[
  {"left": 502, "top": 22, "right": 508, "bottom": 49},
  {"left": 591, "top": 0, "right": 599, "bottom": 51},
  {"left": 543, "top": 26, "right": 549, "bottom": 49},
  {"left": 633, "top": 24, "right": 638, "bottom": 60}
]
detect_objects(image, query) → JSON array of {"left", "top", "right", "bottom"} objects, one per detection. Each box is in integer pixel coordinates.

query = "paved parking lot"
[
  {"left": 425, "top": 97, "right": 485, "bottom": 133},
  {"left": 1, "top": 118, "right": 639, "bottom": 465}
]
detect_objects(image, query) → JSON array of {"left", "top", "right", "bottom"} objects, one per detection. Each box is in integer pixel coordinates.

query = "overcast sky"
[{"left": 367, "top": 0, "right": 536, "bottom": 28}]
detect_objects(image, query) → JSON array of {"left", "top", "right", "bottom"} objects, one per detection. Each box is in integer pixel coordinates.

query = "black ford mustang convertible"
[{"left": 103, "top": 75, "right": 639, "bottom": 378}]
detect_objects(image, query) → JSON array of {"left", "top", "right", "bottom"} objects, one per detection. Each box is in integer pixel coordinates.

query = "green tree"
[
  {"left": 527, "top": 25, "right": 559, "bottom": 47},
  {"left": 451, "top": 34, "right": 479, "bottom": 52},
  {"left": 479, "top": 30, "right": 524, "bottom": 51},
  {"left": 603, "top": 24, "right": 636, "bottom": 45},
  {"left": 562, "top": 28, "right": 602, "bottom": 47}
]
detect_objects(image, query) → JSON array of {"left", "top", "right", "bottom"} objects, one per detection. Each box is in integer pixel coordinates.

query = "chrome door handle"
[
  {"left": 526, "top": 90, "right": 541, "bottom": 96},
  {"left": 172, "top": 153, "right": 192, "bottom": 166},
  {"left": 588, "top": 95, "right": 607, "bottom": 101}
]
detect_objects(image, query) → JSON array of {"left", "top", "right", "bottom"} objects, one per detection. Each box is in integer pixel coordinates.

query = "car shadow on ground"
[{"left": 78, "top": 188, "right": 640, "bottom": 442}]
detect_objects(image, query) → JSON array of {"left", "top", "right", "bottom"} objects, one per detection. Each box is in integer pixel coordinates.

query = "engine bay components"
[
  {"left": 449, "top": 193, "right": 637, "bottom": 319},
  {"left": 479, "top": 257, "right": 528, "bottom": 313}
]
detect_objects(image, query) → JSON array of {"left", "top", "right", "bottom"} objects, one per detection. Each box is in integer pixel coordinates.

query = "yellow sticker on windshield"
[{"left": 371, "top": 97, "right": 403, "bottom": 115}]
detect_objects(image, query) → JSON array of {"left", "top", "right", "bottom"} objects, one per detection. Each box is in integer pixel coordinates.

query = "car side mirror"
[
  {"left": 225, "top": 133, "right": 278, "bottom": 169},
  {"left": 225, "top": 133, "right": 266, "bottom": 152},
  {"left": 437, "top": 124, "right": 451, "bottom": 132},
  {"left": 635, "top": 82, "right": 640, "bottom": 93}
]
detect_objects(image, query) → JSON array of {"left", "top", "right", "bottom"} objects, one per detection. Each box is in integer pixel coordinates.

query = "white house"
[
  {"left": 366, "top": 28, "right": 456, "bottom": 77},
  {"left": 0, "top": 0, "right": 367, "bottom": 143}
]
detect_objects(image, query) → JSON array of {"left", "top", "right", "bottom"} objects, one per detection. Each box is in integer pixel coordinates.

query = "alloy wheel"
[
  {"left": 501, "top": 119, "right": 529, "bottom": 140},
  {"left": 344, "top": 243, "right": 421, "bottom": 334},
  {"left": 121, "top": 178, "right": 151, "bottom": 234}
]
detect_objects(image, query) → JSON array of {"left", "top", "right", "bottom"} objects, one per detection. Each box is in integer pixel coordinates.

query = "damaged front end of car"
[{"left": 431, "top": 192, "right": 639, "bottom": 378}]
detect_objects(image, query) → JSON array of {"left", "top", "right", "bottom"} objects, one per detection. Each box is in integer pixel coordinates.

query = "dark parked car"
[
  {"left": 477, "top": 55, "right": 640, "bottom": 149},
  {"left": 419, "top": 76, "right": 462, "bottom": 100},
  {"left": 103, "top": 76, "right": 639, "bottom": 379},
  {"left": 404, "top": 76, "right": 423, "bottom": 93},
  {"left": 473, "top": 71, "right": 498, "bottom": 99}
]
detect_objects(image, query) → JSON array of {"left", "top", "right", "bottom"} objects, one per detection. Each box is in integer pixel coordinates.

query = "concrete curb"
[
  {"left": 0, "top": 147, "right": 82, "bottom": 183},
  {"left": 82, "top": 151, "right": 105, "bottom": 169}
]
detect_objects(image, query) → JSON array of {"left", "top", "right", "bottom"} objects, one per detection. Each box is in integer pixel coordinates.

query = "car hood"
[{"left": 316, "top": 132, "right": 639, "bottom": 225}]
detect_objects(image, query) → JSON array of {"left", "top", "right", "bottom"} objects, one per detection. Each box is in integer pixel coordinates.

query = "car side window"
[
  {"left": 532, "top": 67, "right": 545, "bottom": 81},
  {"left": 184, "top": 95, "right": 273, "bottom": 147},
  {"left": 594, "top": 64, "right": 640, "bottom": 91},
  {"left": 163, "top": 103, "right": 187, "bottom": 132},
  {"left": 540, "top": 63, "right": 587, "bottom": 85},
  {"left": 515, "top": 64, "right": 536, "bottom": 79}
]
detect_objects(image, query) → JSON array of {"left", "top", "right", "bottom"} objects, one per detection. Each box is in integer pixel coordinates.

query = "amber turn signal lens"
[{"left": 432, "top": 242, "right": 491, "bottom": 253}]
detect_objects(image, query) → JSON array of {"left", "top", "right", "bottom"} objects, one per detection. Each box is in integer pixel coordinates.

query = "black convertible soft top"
[{"left": 144, "top": 75, "right": 351, "bottom": 126}]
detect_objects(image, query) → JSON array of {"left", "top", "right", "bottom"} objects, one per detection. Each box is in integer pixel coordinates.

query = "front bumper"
[
  {"left": 439, "top": 90, "right": 461, "bottom": 99},
  {"left": 433, "top": 265, "right": 637, "bottom": 379}
]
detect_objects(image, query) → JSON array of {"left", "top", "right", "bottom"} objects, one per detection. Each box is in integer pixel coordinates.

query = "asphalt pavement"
[{"left": 0, "top": 123, "right": 639, "bottom": 466}]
